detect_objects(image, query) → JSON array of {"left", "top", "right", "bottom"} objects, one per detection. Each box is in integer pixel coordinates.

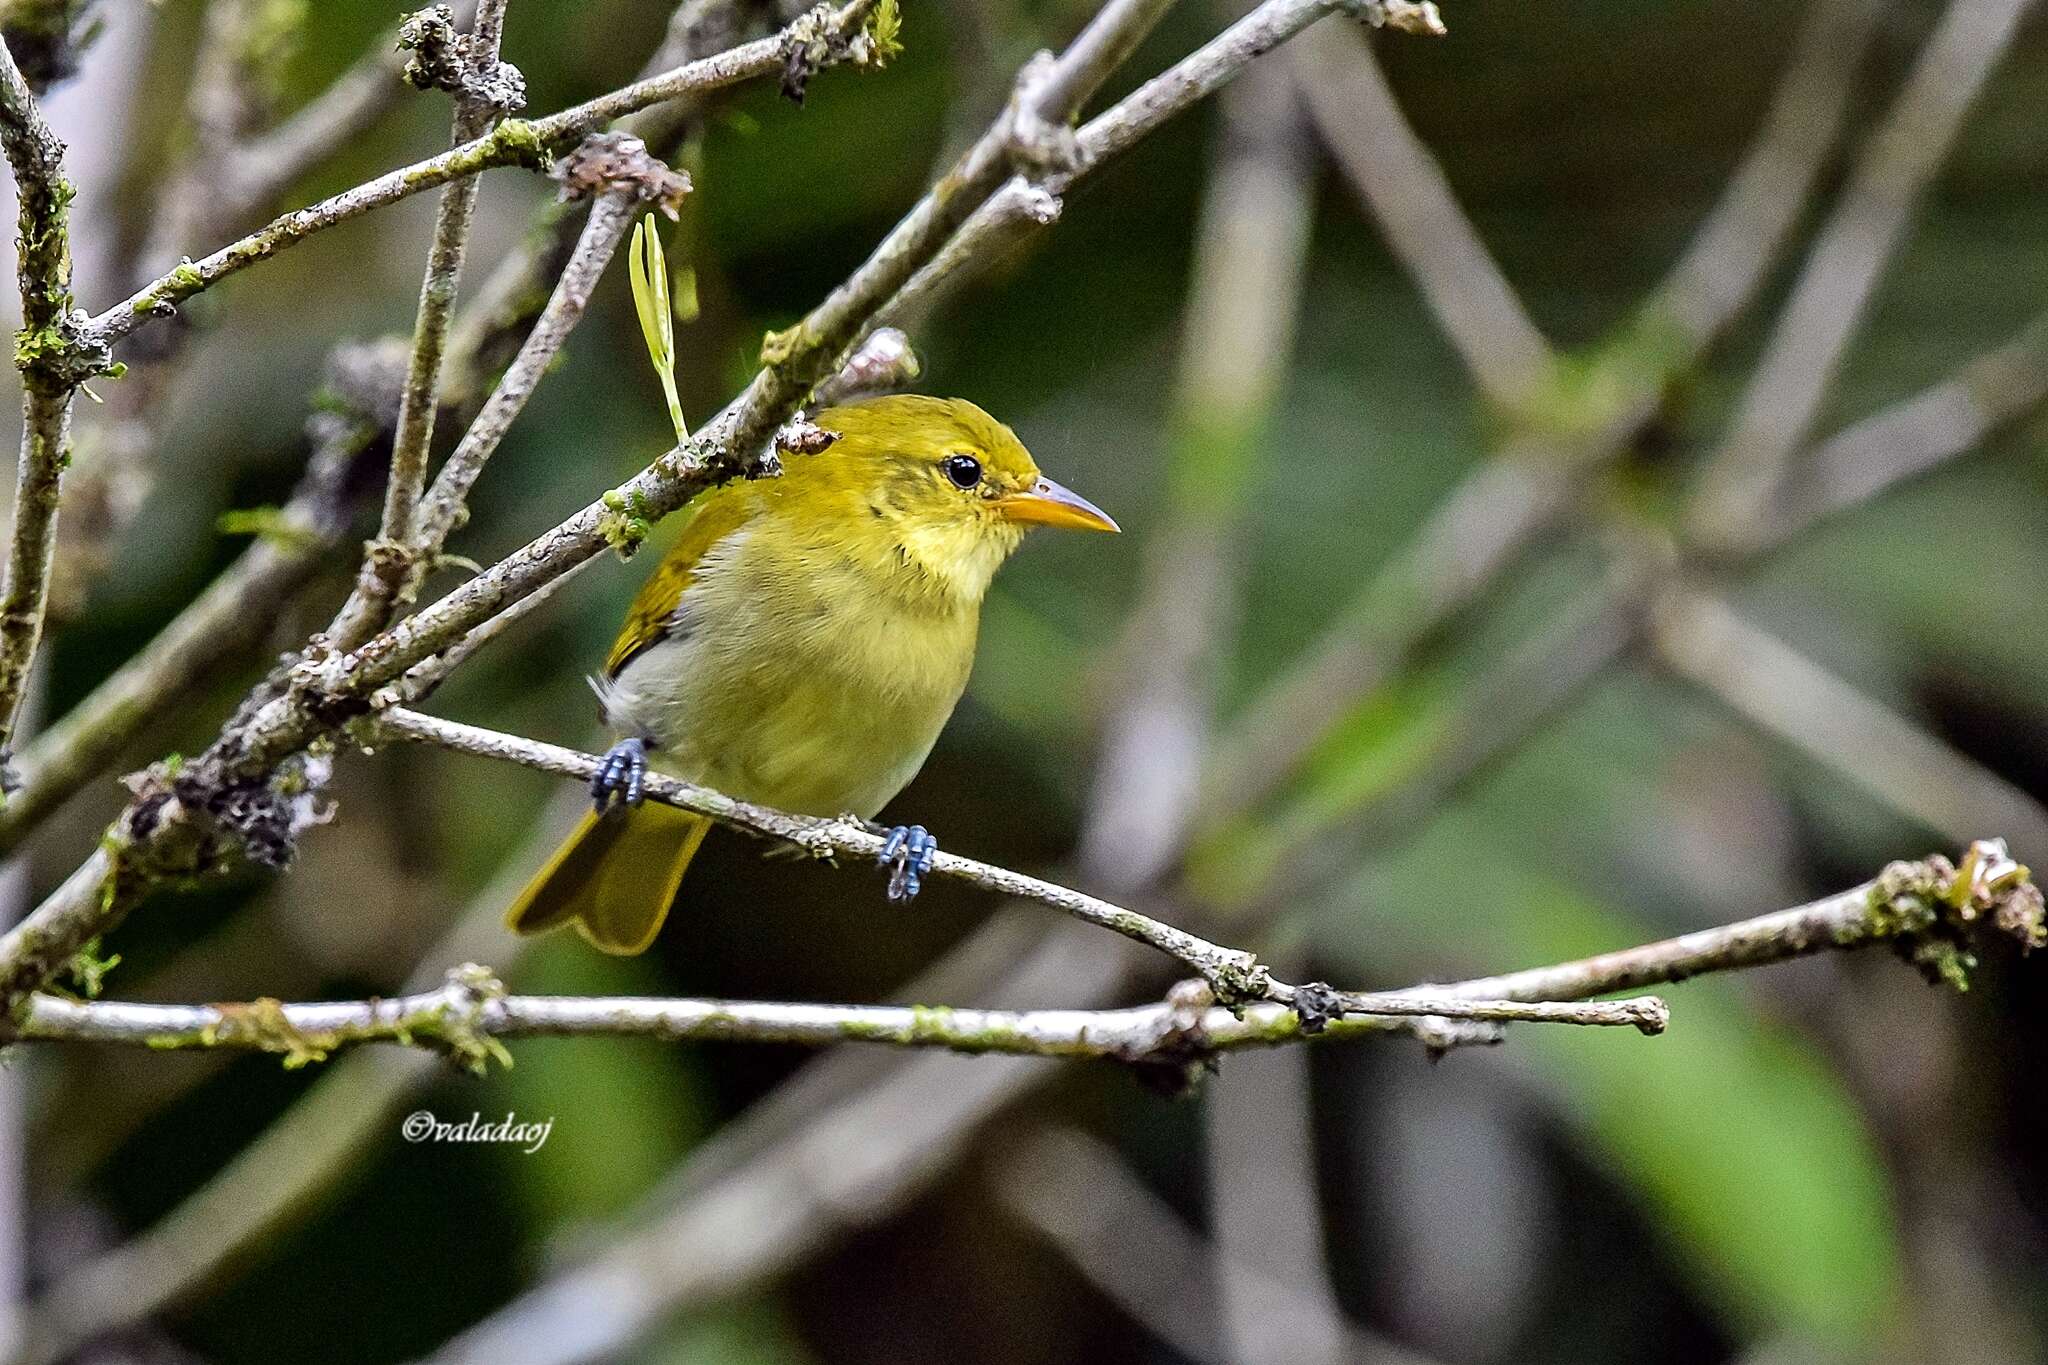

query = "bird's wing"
[{"left": 604, "top": 488, "right": 754, "bottom": 678}]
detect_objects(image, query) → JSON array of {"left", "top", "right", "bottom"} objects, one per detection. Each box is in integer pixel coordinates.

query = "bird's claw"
[
  {"left": 590, "top": 736, "right": 648, "bottom": 813},
  {"left": 878, "top": 824, "right": 938, "bottom": 901}
]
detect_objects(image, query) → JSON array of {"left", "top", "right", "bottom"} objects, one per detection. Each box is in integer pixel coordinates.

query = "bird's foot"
[
  {"left": 590, "top": 736, "right": 649, "bottom": 813},
  {"left": 877, "top": 824, "right": 938, "bottom": 901}
]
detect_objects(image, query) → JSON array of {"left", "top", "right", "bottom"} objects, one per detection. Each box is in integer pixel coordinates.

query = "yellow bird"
[{"left": 505, "top": 395, "right": 1119, "bottom": 954}]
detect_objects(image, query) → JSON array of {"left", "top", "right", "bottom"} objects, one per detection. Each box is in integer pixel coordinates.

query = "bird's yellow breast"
[{"left": 600, "top": 517, "right": 979, "bottom": 820}]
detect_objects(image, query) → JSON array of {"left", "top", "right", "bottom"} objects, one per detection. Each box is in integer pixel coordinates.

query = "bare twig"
[
  {"left": 367, "top": 706, "right": 1277, "bottom": 1000},
  {"left": 412, "top": 169, "right": 654, "bottom": 552},
  {"left": 12, "top": 967, "right": 1664, "bottom": 1059},
  {"left": 338, "top": 0, "right": 521, "bottom": 638},
  {"left": 0, "top": 37, "right": 80, "bottom": 762},
  {"left": 1686, "top": 0, "right": 2036, "bottom": 546}
]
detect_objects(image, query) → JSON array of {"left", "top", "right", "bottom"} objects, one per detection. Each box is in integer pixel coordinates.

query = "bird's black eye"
[{"left": 943, "top": 453, "right": 982, "bottom": 489}]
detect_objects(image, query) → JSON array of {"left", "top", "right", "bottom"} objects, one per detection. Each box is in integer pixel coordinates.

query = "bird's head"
[{"left": 804, "top": 395, "right": 1118, "bottom": 601}]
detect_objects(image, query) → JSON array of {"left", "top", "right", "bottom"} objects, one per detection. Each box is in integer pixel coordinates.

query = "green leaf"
[{"left": 630, "top": 215, "right": 689, "bottom": 445}]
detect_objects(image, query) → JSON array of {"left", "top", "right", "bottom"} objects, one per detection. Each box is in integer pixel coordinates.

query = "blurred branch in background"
[
  {"left": 1290, "top": 19, "right": 1553, "bottom": 413},
  {"left": 1082, "top": 46, "right": 1312, "bottom": 887},
  {"left": 1201, "top": 0, "right": 1889, "bottom": 822},
  {"left": 1686, "top": 0, "right": 2036, "bottom": 547},
  {"left": 1750, "top": 307, "right": 2048, "bottom": 555},
  {"left": 998, "top": 1127, "right": 1443, "bottom": 1365},
  {"left": 1651, "top": 589, "right": 2048, "bottom": 859},
  {"left": 1207, "top": 1044, "right": 1350, "bottom": 1365}
]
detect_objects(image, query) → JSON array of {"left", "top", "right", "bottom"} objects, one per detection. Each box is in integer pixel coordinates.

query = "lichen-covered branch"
[
  {"left": 1444, "top": 840, "right": 2044, "bottom": 1001},
  {"left": 0, "top": 36, "right": 80, "bottom": 764},
  {"left": 11, "top": 964, "right": 1664, "bottom": 1065},
  {"left": 88, "top": 0, "right": 881, "bottom": 344}
]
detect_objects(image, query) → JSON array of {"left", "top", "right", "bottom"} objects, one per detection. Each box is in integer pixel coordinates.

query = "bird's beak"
[{"left": 996, "top": 476, "right": 1120, "bottom": 533}]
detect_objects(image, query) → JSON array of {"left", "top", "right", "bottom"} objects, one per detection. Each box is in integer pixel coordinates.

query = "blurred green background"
[{"left": 7, "top": 0, "right": 2048, "bottom": 1361}]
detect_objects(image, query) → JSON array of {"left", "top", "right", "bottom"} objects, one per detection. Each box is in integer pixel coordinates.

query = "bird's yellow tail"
[{"left": 504, "top": 804, "right": 710, "bottom": 955}]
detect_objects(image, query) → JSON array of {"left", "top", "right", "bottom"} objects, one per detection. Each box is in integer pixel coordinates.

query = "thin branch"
[
  {"left": 1440, "top": 841, "right": 2043, "bottom": 1001},
  {"left": 0, "top": 37, "right": 77, "bottom": 762},
  {"left": 379, "top": 555, "right": 601, "bottom": 709},
  {"left": 411, "top": 173, "right": 648, "bottom": 553},
  {"left": 338, "top": 0, "right": 520, "bottom": 639},
  {"left": 363, "top": 708, "right": 1672, "bottom": 1037},
  {"left": 12, "top": 967, "right": 1664, "bottom": 1061},
  {"left": 1650, "top": 588, "right": 2048, "bottom": 857},
  {"left": 367, "top": 706, "right": 1276, "bottom": 1000},
  {"left": 85, "top": 0, "right": 881, "bottom": 344},
  {"left": 1291, "top": 20, "right": 1554, "bottom": 411},
  {"left": 1685, "top": 0, "right": 2035, "bottom": 546}
]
